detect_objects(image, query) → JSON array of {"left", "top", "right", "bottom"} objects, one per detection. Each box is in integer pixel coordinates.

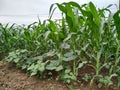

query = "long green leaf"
[{"left": 113, "top": 10, "right": 120, "bottom": 40}]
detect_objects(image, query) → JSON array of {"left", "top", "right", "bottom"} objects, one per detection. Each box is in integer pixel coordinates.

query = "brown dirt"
[{"left": 0, "top": 61, "right": 118, "bottom": 90}]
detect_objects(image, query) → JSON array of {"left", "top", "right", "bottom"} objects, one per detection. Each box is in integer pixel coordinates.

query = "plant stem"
[
  {"left": 96, "top": 51, "right": 101, "bottom": 76},
  {"left": 119, "top": 0, "right": 120, "bottom": 10},
  {"left": 114, "top": 41, "right": 120, "bottom": 71}
]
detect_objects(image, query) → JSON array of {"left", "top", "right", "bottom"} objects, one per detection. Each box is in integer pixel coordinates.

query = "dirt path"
[{"left": 0, "top": 61, "right": 70, "bottom": 90}]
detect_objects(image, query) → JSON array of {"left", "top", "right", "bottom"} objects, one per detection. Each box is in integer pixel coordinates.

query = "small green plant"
[
  {"left": 27, "top": 60, "right": 47, "bottom": 77},
  {"left": 4, "top": 49, "right": 31, "bottom": 69},
  {"left": 98, "top": 74, "right": 117, "bottom": 89},
  {"left": 82, "top": 74, "right": 92, "bottom": 82}
]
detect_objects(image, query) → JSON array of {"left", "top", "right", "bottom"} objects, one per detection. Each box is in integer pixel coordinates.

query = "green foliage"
[
  {"left": 98, "top": 74, "right": 117, "bottom": 88},
  {"left": 113, "top": 10, "right": 120, "bottom": 40},
  {"left": 60, "top": 69, "right": 77, "bottom": 83},
  {"left": 1, "top": 1, "right": 120, "bottom": 89},
  {"left": 82, "top": 74, "right": 92, "bottom": 82},
  {"left": 46, "top": 60, "right": 63, "bottom": 71},
  {"left": 27, "top": 60, "right": 46, "bottom": 76}
]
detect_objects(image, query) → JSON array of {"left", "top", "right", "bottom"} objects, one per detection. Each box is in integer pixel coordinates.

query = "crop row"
[{"left": 0, "top": 1, "right": 120, "bottom": 89}]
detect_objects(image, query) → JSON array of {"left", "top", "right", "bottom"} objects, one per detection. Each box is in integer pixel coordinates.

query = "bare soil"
[{"left": 0, "top": 61, "right": 118, "bottom": 90}]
